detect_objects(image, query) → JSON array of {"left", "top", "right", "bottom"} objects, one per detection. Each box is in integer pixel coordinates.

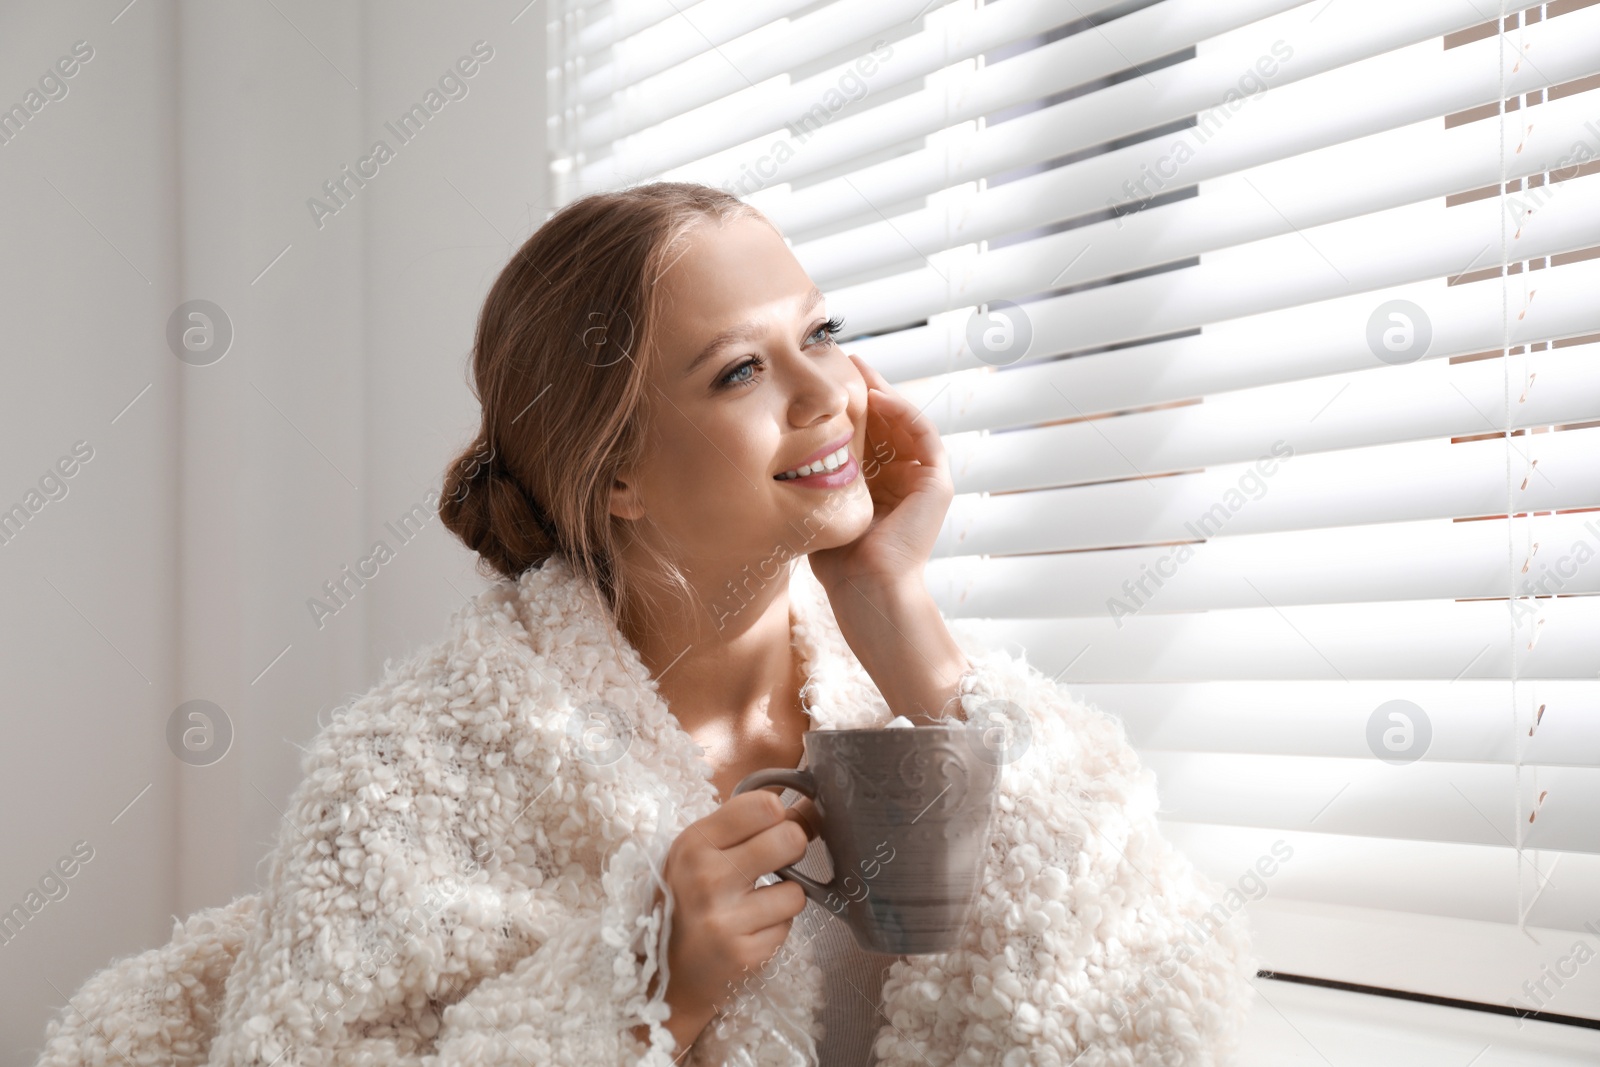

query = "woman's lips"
[
  {"left": 774, "top": 430, "right": 854, "bottom": 478},
  {"left": 774, "top": 452, "right": 859, "bottom": 488}
]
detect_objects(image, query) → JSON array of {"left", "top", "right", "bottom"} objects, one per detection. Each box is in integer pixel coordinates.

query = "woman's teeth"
[{"left": 776, "top": 444, "right": 850, "bottom": 480}]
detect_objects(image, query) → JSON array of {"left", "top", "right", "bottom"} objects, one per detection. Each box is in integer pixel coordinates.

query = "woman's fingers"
[
  {"left": 851, "top": 355, "right": 945, "bottom": 466},
  {"left": 782, "top": 796, "right": 821, "bottom": 841},
  {"left": 838, "top": 352, "right": 956, "bottom": 566},
  {"left": 867, "top": 385, "right": 947, "bottom": 477}
]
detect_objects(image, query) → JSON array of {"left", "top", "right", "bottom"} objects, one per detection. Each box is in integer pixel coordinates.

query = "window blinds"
[{"left": 550, "top": 0, "right": 1600, "bottom": 1020}]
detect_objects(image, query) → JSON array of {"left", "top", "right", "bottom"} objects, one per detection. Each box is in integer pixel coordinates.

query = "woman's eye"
[
  {"left": 808, "top": 315, "right": 846, "bottom": 347},
  {"left": 719, "top": 356, "right": 764, "bottom": 388}
]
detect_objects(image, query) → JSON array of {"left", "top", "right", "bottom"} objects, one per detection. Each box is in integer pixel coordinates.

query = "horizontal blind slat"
[
  {"left": 571, "top": 0, "right": 702, "bottom": 55},
  {"left": 1142, "top": 753, "right": 1600, "bottom": 853},
  {"left": 926, "top": 512, "right": 1600, "bottom": 615},
  {"left": 954, "top": 595, "right": 1600, "bottom": 680},
  {"left": 937, "top": 342, "right": 1600, "bottom": 492},
  {"left": 1074, "top": 680, "right": 1599, "bottom": 765},
  {"left": 1159, "top": 824, "right": 1594, "bottom": 929},
  {"left": 573, "top": 0, "right": 817, "bottom": 104},
  {"left": 935, "top": 428, "right": 1600, "bottom": 555}
]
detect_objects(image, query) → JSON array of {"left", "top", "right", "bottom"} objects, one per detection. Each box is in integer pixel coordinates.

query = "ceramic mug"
[{"left": 732, "top": 724, "right": 1000, "bottom": 955}]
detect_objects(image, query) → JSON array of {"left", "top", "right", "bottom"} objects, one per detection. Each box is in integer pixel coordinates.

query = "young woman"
[{"left": 34, "top": 182, "right": 1257, "bottom": 1067}]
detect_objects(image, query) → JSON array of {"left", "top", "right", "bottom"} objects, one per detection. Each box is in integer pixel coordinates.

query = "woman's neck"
[{"left": 614, "top": 559, "right": 800, "bottom": 740}]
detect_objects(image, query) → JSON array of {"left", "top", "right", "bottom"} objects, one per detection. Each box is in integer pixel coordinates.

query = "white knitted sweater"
[{"left": 33, "top": 553, "right": 1257, "bottom": 1066}]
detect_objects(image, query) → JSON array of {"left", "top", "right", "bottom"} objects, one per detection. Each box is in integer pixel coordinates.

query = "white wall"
[{"left": 0, "top": 3, "right": 548, "bottom": 1061}]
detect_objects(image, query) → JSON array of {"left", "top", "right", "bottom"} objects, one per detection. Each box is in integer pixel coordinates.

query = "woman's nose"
[{"left": 786, "top": 351, "right": 851, "bottom": 425}]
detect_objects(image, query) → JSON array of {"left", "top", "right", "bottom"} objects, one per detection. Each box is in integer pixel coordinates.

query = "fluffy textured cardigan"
[{"left": 34, "top": 553, "right": 1257, "bottom": 1066}]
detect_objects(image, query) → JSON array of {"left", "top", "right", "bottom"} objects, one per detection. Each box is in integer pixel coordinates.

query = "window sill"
[{"left": 1240, "top": 974, "right": 1600, "bottom": 1066}]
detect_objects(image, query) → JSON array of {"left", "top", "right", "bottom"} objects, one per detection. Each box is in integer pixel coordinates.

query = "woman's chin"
[{"left": 796, "top": 509, "right": 874, "bottom": 556}]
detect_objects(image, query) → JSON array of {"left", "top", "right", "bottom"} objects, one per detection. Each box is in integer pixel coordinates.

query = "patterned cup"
[{"left": 732, "top": 724, "right": 1000, "bottom": 955}]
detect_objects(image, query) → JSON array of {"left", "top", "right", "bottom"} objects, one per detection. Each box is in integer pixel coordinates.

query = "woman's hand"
[
  {"left": 807, "top": 353, "right": 954, "bottom": 596},
  {"left": 808, "top": 354, "right": 970, "bottom": 725},
  {"left": 630, "top": 793, "right": 819, "bottom": 1062},
  {"left": 645, "top": 790, "right": 813, "bottom": 1030}
]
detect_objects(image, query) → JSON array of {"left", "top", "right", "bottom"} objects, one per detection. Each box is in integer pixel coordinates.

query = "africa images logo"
[{"left": 306, "top": 41, "right": 494, "bottom": 230}]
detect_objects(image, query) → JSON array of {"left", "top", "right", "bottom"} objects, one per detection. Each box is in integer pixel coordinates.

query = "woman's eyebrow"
[{"left": 681, "top": 286, "right": 826, "bottom": 378}]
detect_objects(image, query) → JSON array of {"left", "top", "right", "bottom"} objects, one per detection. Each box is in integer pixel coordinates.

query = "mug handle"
[{"left": 730, "top": 767, "right": 838, "bottom": 909}]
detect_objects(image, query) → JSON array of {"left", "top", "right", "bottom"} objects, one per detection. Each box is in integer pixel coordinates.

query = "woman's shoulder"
[
  {"left": 284, "top": 562, "right": 668, "bottom": 855},
  {"left": 252, "top": 575, "right": 608, "bottom": 915},
  {"left": 294, "top": 578, "right": 564, "bottom": 805}
]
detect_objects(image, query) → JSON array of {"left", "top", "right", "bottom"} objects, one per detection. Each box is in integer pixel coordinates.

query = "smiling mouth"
[{"left": 774, "top": 443, "right": 852, "bottom": 480}]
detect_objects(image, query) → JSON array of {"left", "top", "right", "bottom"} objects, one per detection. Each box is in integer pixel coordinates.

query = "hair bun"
[
  {"left": 438, "top": 436, "right": 558, "bottom": 581},
  {"left": 486, "top": 450, "right": 562, "bottom": 544}
]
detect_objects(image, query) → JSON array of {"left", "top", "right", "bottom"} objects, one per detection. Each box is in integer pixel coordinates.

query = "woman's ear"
[{"left": 609, "top": 474, "right": 646, "bottom": 521}]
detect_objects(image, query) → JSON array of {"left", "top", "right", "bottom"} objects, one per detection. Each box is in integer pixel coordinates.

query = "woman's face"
[{"left": 612, "top": 213, "right": 874, "bottom": 582}]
